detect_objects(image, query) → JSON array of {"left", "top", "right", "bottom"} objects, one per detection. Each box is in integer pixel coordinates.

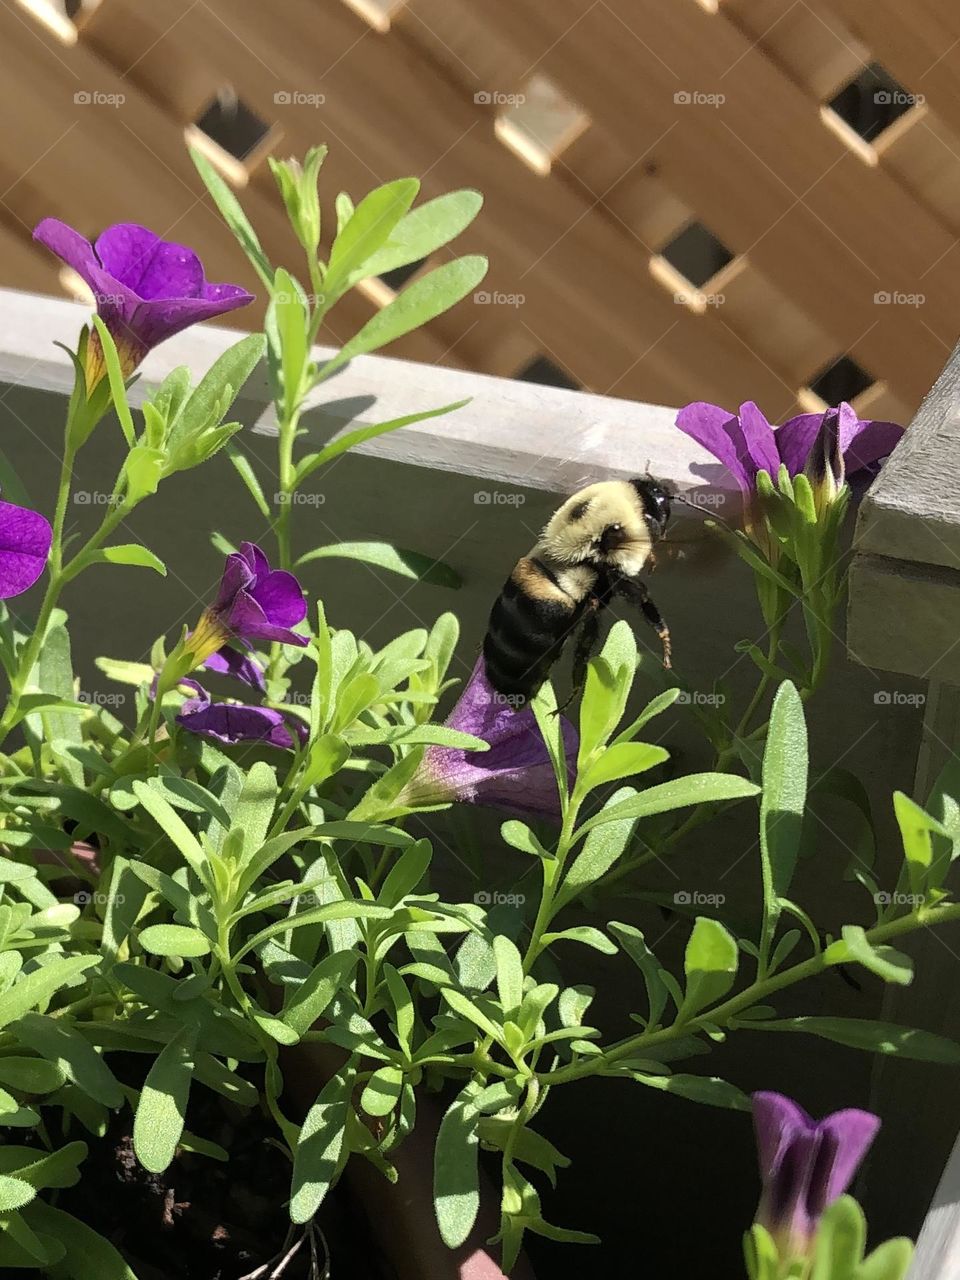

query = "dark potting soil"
[{"left": 53, "top": 1069, "right": 396, "bottom": 1280}]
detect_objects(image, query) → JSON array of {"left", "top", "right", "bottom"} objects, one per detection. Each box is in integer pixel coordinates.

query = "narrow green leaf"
[
  {"left": 297, "top": 540, "right": 461, "bottom": 588},
  {"left": 139, "top": 924, "right": 212, "bottom": 958},
  {"left": 189, "top": 146, "right": 273, "bottom": 287},
  {"left": 90, "top": 545, "right": 166, "bottom": 575},
  {"left": 290, "top": 1066, "right": 355, "bottom": 1223},
  {"left": 434, "top": 1090, "right": 480, "bottom": 1248},
  {"left": 681, "top": 917, "right": 739, "bottom": 1018},
  {"left": 133, "top": 1025, "right": 197, "bottom": 1172}
]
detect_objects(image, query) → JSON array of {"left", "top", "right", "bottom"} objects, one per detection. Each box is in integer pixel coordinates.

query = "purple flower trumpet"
[
  {"left": 33, "top": 219, "right": 254, "bottom": 391},
  {"left": 400, "top": 657, "right": 577, "bottom": 822},
  {"left": 187, "top": 542, "right": 308, "bottom": 666},
  {"left": 751, "top": 1091, "right": 880, "bottom": 1259}
]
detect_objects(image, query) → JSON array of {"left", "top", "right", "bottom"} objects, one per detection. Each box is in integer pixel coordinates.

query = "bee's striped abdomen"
[{"left": 483, "top": 557, "right": 584, "bottom": 702}]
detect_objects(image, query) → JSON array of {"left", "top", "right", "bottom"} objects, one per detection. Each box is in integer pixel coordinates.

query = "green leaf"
[
  {"left": 501, "top": 820, "right": 553, "bottom": 860},
  {"left": 580, "top": 741, "right": 668, "bottom": 791},
  {"left": 759, "top": 683, "right": 807, "bottom": 935},
  {"left": 578, "top": 655, "right": 626, "bottom": 767},
  {"left": 290, "top": 1066, "right": 355, "bottom": 1223},
  {"left": 630, "top": 1072, "right": 751, "bottom": 1110},
  {"left": 324, "top": 177, "right": 420, "bottom": 301},
  {"left": 380, "top": 839, "right": 432, "bottom": 908},
  {"left": 22, "top": 1200, "right": 140, "bottom": 1280},
  {"left": 750, "top": 1016, "right": 960, "bottom": 1062},
  {"left": 318, "top": 256, "right": 488, "bottom": 378},
  {"left": 434, "top": 1089, "right": 480, "bottom": 1249},
  {"left": 493, "top": 935, "right": 524, "bottom": 1016},
  {"left": 810, "top": 1195, "right": 865, "bottom": 1280},
  {"left": 131, "top": 781, "right": 208, "bottom": 885},
  {"left": 361, "top": 189, "right": 483, "bottom": 280},
  {"left": 295, "top": 399, "right": 469, "bottom": 485},
  {"left": 0, "top": 1056, "right": 65, "bottom": 1094},
  {"left": 856, "top": 1237, "right": 914, "bottom": 1280},
  {"left": 133, "top": 1024, "right": 197, "bottom": 1173},
  {"left": 269, "top": 266, "right": 309, "bottom": 421},
  {"left": 189, "top": 146, "right": 273, "bottom": 287},
  {"left": 541, "top": 926, "right": 617, "bottom": 954},
  {"left": 90, "top": 316, "right": 135, "bottom": 446},
  {"left": 893, "top": 791, "right": 946, "bottom": 898},
  {"left": 0, "top": 957, "right": 98, "bottom": 1030},
  {"left": 0, "top": 1175, "right": 37, "bottom": 1211},
  {"left": 608, "top": 922, "right": 674, "bottom": 1026},
  {"left": 558, "top": 787, "right": 637, "bottom": 908},
  {"left": 361, "top": 1065, "right": 404, "bottom": 1118},
  {"left": 13, "top": 1013, "right": 122, "bottom": 1107},
  {"left": 824, "top": 926, "right": 913, "bottom": 986},
  {"left": 89, "top": 544, "right": 167, "bottom": 575},
  {"left": 226, "top": 444, "right": 271, "bottom": 518},
  {"left": 139, "top": 924, "right": 212, "bottom": 958},
  {"left": 297, "top": 540, "right": 461, "bottom": 588},
  {"left": 577, "top": 773, "right": 759, "bottom": 836},
  {"left": 681, "top": 917, "right": 739, "bottom": 1018}
]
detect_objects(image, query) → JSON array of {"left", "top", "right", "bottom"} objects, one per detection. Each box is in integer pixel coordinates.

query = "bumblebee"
[{"left": 483, "top": 478, "right": 672, "bottom": 706}]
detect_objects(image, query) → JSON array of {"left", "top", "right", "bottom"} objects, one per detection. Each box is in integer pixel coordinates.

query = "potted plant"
[{"left": 0, "top": 143, "right": 954, "bottom": 1280}]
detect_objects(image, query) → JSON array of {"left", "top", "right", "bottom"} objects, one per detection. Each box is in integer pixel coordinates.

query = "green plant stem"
[
  {"left": 522, "top": 800, "right": 579, "bottom": 973},
  {"left": 539, "top": 901, "right": 960, "bottom": 1086}
]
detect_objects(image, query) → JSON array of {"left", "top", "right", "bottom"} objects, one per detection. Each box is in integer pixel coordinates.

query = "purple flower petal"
[
  {"left": 811, "top": 1109, "right": 880, "bottom": 1213},
  {"left": 0, "top": 500, "right": 53, "bottom": 598},
  {"left": 210, "top": 542, "right": 308, "bottom": 650},
  {"left": 176, "top": 681, "right": 306, "bottom": 750},
  {"left": 203, "top": 645, "right": 266, "bottom": 692},
  {"left": 95, "top": 224, "right": 204, "bottom": 300},
  {"left": 676, "top": 401, "right": 755, "bottom": 492},
  {"left": 734, "top": 401, "right": 781, "bottom": 479},
  {"left": 840, "top": 418, "right": 904, "bottom": 474},
  {"left": 413, "top": 657, "right": 577, "bottom": 822},
  {"left": 776, "top": 413, "right": 824, "bottom": 477}
]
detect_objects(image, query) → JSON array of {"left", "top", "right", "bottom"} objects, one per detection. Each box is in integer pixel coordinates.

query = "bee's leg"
[
  {"left": 617, "top": 578, "right": 671, "bottom": 669},
  {"left": 554, "top": 600, "right": 602, "bottom": 713}
]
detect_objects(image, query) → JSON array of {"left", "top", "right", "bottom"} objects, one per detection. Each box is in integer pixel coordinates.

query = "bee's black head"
[{"left": 630, "top": 478, "right": 672, "bottom": 537}]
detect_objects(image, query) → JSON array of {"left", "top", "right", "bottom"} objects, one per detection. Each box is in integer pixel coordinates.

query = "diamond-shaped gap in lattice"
[
  {"left": 493, "top": 75, "right": 591, "bottom": 177},
  {"left": 185, "top": 89, "right": 279, "bottom": 187},
  {"left": 805, "top": 354, "right": 876, "bottom": 407},
  {"left": 822, "top": 63, "right": 921, "bottom": 162}
]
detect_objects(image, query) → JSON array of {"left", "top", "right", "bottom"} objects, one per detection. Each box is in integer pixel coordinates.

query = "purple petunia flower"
[
  {"left": 751, "top": 1091, "right": 880, "bottom": 1259},
  {"left": 175, "top": 679, "right": 307, "bottom": 751},
  {"left": 400, "top": 657, "right": 577, "bottom": 822},
  {"left": 203, "top": 645, "right": 266, "bottom": 692},
  {"left": 0, "top": 500, "right": 53, "bottom": 599},
  {"left": 188, "top": 542, "right": 308, "bottom": 665},
  {"left": 33, "top": 219, "right": 254, "bottom": 389},
  {"left": 676, "top": 400, "right": 903, "bottom": 497}
]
